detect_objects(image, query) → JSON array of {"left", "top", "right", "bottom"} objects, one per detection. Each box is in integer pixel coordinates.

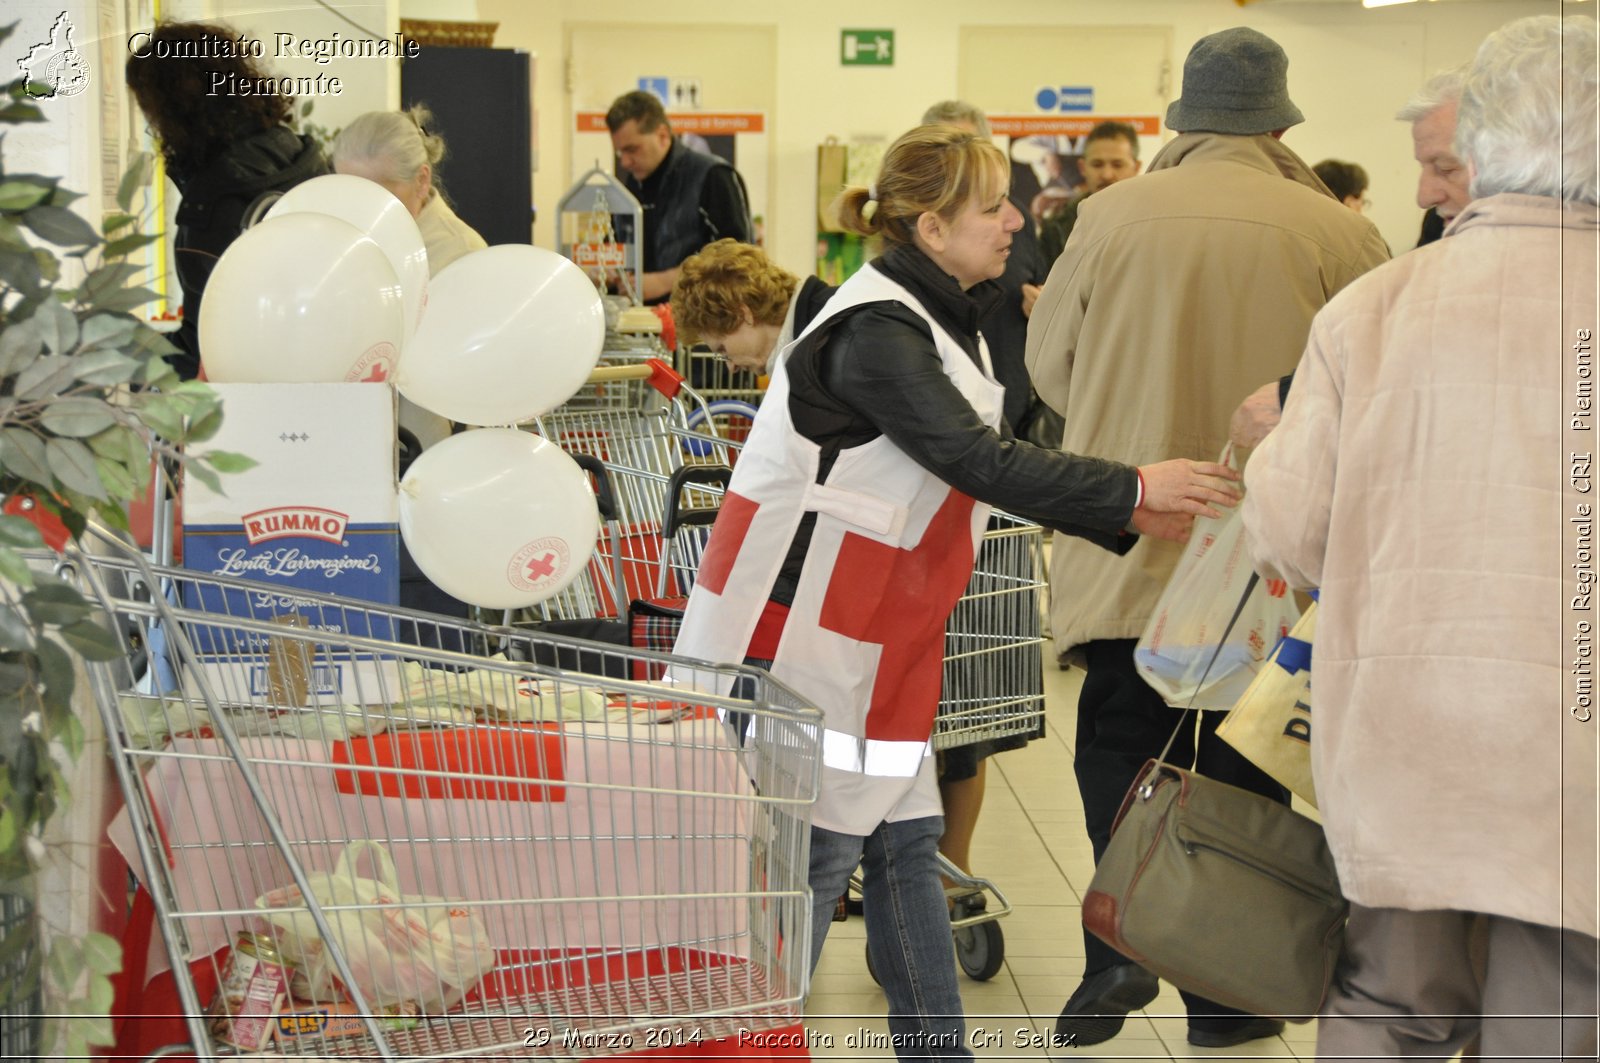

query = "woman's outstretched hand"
[{"left": 1137, "top": 459, "right": 1242, "bottom": 519}]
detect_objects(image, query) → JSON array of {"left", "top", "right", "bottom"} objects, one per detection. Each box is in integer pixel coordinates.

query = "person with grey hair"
[
  {"left": 1026, "top": 26, "right": 1388, "bottom": 1049},
  {"left": 1243, "top": 15, "right": 1598, "bottom": 1059},
  {"left": 332, "top": 105, "right": 487, "bottom": 274},
  {"left": 1397, "top": 65, "right": 1469, "bottom": 247}
]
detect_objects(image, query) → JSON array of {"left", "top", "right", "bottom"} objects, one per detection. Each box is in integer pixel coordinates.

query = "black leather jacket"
[
  {"left": 771, "top": 244, "right": 1137, "bottom": 602},
  {"left": 168, "top": 127, "right": 328, "bottom": 377}
]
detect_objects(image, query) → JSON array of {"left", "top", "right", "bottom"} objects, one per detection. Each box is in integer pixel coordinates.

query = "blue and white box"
[{"left": 181, "top": 384, "right": 400, "bottom": 705}]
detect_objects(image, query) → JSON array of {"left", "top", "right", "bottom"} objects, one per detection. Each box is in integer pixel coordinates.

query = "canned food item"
[{"left": 207, "top": 932, "right": 294, "bottom": 1051}]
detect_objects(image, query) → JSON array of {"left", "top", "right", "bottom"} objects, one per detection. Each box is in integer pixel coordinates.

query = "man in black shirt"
[{"left": 606, "top": 91, "right": 754, "bottom": 303}]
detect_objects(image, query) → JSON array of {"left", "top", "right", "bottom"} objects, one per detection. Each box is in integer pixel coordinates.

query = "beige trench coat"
[
  {"left": 1025, "top": 133, "right": 1390, "bottom": 654},
  {"left": 1243, "top": 194, "right": 1599, "bottom": 936}
]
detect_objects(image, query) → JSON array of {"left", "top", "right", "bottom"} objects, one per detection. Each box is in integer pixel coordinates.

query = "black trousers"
[{"left": 1074, "top": 638, "right": 1290, "bottom": 1031}]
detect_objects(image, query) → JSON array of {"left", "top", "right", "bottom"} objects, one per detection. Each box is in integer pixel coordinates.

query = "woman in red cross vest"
[{"left": 670, "top": 125, "right": 1238, "bottom": 1060}]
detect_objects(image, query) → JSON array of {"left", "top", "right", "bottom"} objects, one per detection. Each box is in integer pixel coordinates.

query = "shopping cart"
[
  {"left": 523, "top": 361, "right": 737, "bottom": 623},
  {"left": 64, "top": 534, "right": 822, "bottom": 1062}
]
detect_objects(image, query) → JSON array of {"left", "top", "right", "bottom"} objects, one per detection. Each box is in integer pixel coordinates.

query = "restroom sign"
[{"left": 1036, "top": 86, "right": 1095, "bottom": 112}]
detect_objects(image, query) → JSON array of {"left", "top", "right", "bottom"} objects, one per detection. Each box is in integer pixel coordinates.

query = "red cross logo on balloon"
[
  {"left": 815, "top": 490, "right": 978, "bottom": 743},
  {"left": 508, "top": 537, "right": 570, "bottom": 592},
  {"left": 345, "top": 342, "right": 397, "bottom": 384}
]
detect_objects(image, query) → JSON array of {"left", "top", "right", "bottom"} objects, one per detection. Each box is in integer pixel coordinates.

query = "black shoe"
[
  {"left": 1186, "top": 1018, "right": 1287, "bottom": 1048},
  {"left": 1054, "top": 964, "right": 1160, "bottom": 1047}
]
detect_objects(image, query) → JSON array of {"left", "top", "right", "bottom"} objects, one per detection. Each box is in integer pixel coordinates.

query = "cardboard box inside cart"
[{"left": 181, "top": 384, "right": 400, "bottom": 706}]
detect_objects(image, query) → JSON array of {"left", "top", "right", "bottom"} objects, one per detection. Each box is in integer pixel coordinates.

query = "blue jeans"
[{"left": 810, "top": 817, "right": 972, "bottom": 1062}]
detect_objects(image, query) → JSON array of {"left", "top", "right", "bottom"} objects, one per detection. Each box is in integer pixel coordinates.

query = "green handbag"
[
  {"left": 1082, "top": 758, "right": 1346, "bottom": 1018},
  {"left": 1082, "top": 573, "right": 1347, "bottom": 1019}
]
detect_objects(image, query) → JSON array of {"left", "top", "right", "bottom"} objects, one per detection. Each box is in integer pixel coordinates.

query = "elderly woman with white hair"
[
  {"left": 332, "top": 105, "right": 487, "bottom": 273},
  {"left": 1241, "top": 14, "right": 1598, "bottom": 1060},
  {"left": 331, "top": 106, "right": 489, "bottom": 452}
]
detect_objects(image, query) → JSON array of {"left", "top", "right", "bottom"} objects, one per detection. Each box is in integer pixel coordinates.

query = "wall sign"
[
  {"left": 841, "top": 29, "right": 894, "bottom": 66},
  {"left": 1035, "top": 86, "right": 1095, "bottom": 113}
]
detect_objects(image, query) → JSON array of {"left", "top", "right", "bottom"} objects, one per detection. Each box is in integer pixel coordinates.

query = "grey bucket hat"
[{"left": 1165, "top": 27, "right": 1305, "bottom": 135}]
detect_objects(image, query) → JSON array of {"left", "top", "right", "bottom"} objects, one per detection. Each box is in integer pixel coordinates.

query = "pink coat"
[{"left": 1243, "top": 193, "right": 1599, "bottom": 935}]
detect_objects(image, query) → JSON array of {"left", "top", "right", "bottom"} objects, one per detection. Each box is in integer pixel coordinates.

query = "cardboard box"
[{"left": 182, "top": 384, "right": 400, "bottom": 705}]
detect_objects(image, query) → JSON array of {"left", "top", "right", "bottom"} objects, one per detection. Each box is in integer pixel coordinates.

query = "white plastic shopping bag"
[
  {"left": 255, "top": 840, "right": 494, "bottom": 1012},
  {"left": 1134, "top": 448, "right": 1299, "bottom": 711}
]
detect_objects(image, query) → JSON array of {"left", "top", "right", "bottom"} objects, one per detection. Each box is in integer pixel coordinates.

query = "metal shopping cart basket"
[
  {"left": 523, "top": 361, "right": 739, "bottom": 624},
  {"left": 63, "top": 534, "right": 822, "bottom": 1062}
]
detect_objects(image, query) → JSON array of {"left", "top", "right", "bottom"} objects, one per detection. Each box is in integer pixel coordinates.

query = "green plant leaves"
[
  {"left": 20, "top": 205, "right": 99, "bottom": 248},
  {"left": 0, "top": 315, "right": 41, "bottom": 374},
  {"left": 33, "top": 301, "right": 77, "bottom": 354},
  {"left": 44, "top": 438, "right": 105, "bottom": 499},
  {"left": 0, "top": 428, "right": 52, "bottom": 484},
  {"left": 82, "top": 933, "right": 121, "bottom": 977},
  {"left": 21, "top": 581, "right": 89, "bottom": 627},
  {"left": 0, "top": 178, "right": 51, "bottom": 211},
  {"left": 0, "top": 516, "right": 43, "bottom": 549},
  {"left": 115, "top": 152, "right": 152, "bottom": 214},
  {"left": 202, "top": 449, "right": 257, "bottom": 474},
  {"left": 39, "top": 398, "right": 116, "bottom": 438},
  {"left": 58, "top": 619, "right": 121, "bottom": 661},
  {"left": 100, "top": 233, "right": 159, "bottom": 260},
  {"left": 76, "top": 262, "right": 144, "bottom": 306},
  {"left": 0, "top": 604, "right": 31, "bottom": 651},
  {"left": 14, "top": 354, "right": 75, "bottom": 400},
  {"left": 71, "top": 348, "right": 139, "bottom": 387}
]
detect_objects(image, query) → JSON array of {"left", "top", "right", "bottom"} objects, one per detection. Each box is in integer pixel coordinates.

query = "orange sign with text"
[
  {"left": 576, "top": 112, "right": 766, "bottom": 135},
  {"left": 988, "top": 114, "right": 1162, "bottom": 137}
]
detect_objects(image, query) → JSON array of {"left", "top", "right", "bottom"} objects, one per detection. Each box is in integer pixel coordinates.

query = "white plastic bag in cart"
[
  {"left": 1133, "top": 448, "right": 1299, "bottom": 711},
  {"left": 255, "top": 840, "right": 494, "bottom": 1012}
]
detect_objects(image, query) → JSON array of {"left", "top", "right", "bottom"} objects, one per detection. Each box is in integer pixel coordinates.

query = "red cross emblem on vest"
[{"left": 817, "top": 489, "right": 978, "bottom": 743}]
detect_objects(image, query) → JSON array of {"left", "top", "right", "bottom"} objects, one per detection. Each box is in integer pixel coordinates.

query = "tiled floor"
[{"left": 801, "top": 658, "right": 1315, "bottom": 1062}]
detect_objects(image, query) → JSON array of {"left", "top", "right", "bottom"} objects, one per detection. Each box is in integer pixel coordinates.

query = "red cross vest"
[{"left": 669, "top": 263, "right": 1005, "bottom": 835}]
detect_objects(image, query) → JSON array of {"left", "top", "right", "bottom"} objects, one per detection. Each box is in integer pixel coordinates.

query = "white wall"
[{"left": 480, "top": 0, "right": 1559, "bottom": 271}]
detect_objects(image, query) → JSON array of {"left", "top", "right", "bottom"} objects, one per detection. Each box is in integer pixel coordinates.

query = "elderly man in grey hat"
[{"left": 1025, "top": 26, "right": 1389, "bottom": 1050}]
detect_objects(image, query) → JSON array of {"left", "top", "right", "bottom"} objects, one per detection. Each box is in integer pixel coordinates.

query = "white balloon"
[
  {"left": 395, "top": 245, "right": 605, "bottom": 426},
  {"left": 269, "top": 173, "right": 430, "bottom": 336},
  {"left": 398, "top": 428, "right": 599, "bottom": 609},
  {"left": 199, "top": 213, "right": 405, "bottom": 384}
]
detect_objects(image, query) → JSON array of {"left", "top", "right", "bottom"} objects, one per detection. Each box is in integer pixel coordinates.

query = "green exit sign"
[{"left": 841, "top": 29, "right": 894, "bottom": 66}]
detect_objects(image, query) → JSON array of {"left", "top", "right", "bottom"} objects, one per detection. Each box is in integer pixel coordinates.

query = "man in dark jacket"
[
  {"left": 126, "top": 20, "right": 329, "bottom": 379},
  {"left": 606, "top": 91, "right": 754, "bottom": 304}
]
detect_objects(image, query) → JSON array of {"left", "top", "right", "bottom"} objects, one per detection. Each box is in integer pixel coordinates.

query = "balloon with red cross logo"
[
  {"left": 200, "top": 212, "right": 406, "bottom": 384},
  {"left": 395, "top": 245, "right": 605, "bottom": 426},
  {"left": 397, "top": 427, "right": 599, "bottom": 608}
]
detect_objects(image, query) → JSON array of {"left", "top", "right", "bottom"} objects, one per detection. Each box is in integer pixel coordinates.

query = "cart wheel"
[
  {"left": 864, "top": 942, "right": 881, "bottom": 986},
  {"left": 953, "top": 919, "right": 1005, "bottom": 981}
]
